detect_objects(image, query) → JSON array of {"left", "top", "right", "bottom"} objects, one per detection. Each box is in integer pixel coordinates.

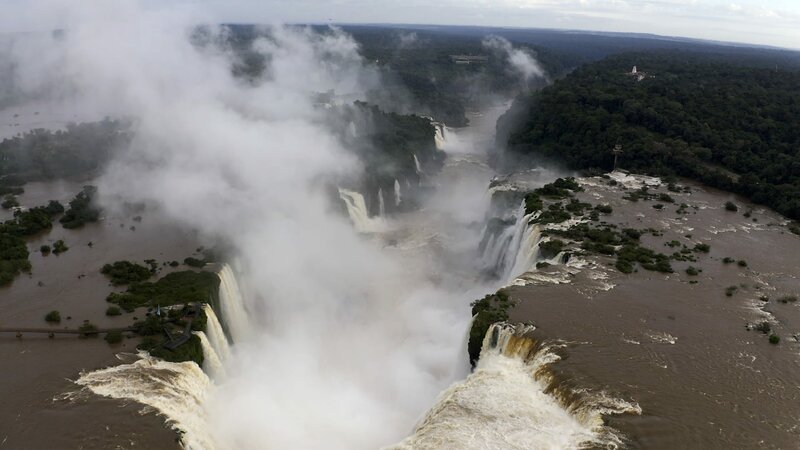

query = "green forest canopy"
[
  {"left": 0, "top": 119, "right": 128, "bottom": 182},
  {"left": 504, "top": 51, "right": 800, "bottom": 219}
]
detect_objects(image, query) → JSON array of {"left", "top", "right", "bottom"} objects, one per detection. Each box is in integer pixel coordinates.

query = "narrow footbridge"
[{"left": 0, "top": 326, "right": 136, "bottom": 337}]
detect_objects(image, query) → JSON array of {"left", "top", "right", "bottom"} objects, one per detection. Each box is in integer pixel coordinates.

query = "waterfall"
[
  {"left": 390, "top": 323, "right": 636, "bottom": 449},
  {"left": 479, "top": 201, "right": 544, "bottom": 282},
  {"left": 217, "top": 264, "right": 251, "bottom": 343},
  {"left": 203, "top": 304, "right": 232, "bottom": 363},
  {"left": 479, "top": 194, "right": 576, "bottom": 283},
  {"left": 196, "top": 331, "right": 226, "bottom": 382},
  {"left": 202, "top": 303, "right": 232, "bottom": 382},
  {"left": 71, "top": 271, "right": 245, "bottom": 449},
  {"left": 480, "top": 232, "right": 497, "bottom": 260},
  {"left": 394, "top": 179, "right": 402, "bottom": 206},
  {"left": 433, "top": 124, "right": 446, "bottom": 150},
  {"left": 413, "top": 154, "right": 425, "bottom": 177},
  {"left": 378, "top": 187, "right": 386, "bottom": 217},
  {"left": 74, "top": 352, "right": 217, "bottom": 450},
  {"left": 507, "top": 219, "right": 543, "bottom": 282},
  {"left": 479, "top": 200, "right": 523, "bottom": 275},
  {"left": 482, "top": 228, "right": 515, "bottom": 277},
  {"left": 338, "top": 188, "right": 385, "bottom": 233},
  {"left": 542, "top": 250, "right": 569, "bottom": 267}
]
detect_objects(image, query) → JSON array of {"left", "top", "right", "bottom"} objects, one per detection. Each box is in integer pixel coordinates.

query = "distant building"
[
  {"left": 449, "top": 54, "right": 488, "bottom": 65},
  {"left": 626, "top": 66, "right": 649, "bottom": 82}
]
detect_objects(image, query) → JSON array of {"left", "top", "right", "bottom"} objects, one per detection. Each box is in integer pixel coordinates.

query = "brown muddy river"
[
  {"left": 506, "top": 174, "right": 800, "bottom": 449},
  {"left": 0, "top": 181, "right": 200, "bottom": 449}
]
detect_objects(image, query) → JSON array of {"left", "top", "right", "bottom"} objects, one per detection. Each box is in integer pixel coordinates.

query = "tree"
[{"left": 45, "top": 310, "right": 61, "bottom": 323}]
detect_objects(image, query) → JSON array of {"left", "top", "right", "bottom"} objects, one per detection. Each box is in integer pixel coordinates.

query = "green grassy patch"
[{"left": 107, "top": 270, "right": 220, "bottom": 312}]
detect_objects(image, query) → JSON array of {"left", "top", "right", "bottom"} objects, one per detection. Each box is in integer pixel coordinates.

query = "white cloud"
[{"left": 0, "top": 0, "right": 798, "bottom": 48}]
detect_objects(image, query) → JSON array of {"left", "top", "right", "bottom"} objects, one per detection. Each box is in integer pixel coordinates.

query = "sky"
[{"left": 1, "top": 0, "right": 799, "bottom": 49}]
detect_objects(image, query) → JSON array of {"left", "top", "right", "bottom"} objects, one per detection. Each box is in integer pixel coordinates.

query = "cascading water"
[
  {"left": 507, "top": 218, "right": 543, "bottom": 282},
  {"left": 413, "top": 154, "right": 424, "bottom": 177},
  {"left": 198, "top": 304, "right": 233, "bottom": 382},
  {"left": 338, "top": 187, "right": 386, "bottom": 232},
  {"left": 217, "top": 264, "right": 251, "bottom": 343},
  {"left": 394, "top": 179, "right": 401, "bottom": 206},
  {"left": 378, "top": 187, "right": 386, "bottom": 217},
  {"left": 72, "top": 267, "right": 243, "bottom": 449},
  {"left": 433, "top": 124, "right": 446, "bottom": 150},
  {"left": 196, "top": 331, "right": 227, "bottom": 382},
  {"left": 479, "top": 200, "right": 546, "bottom": 283},
  {"left": 70, "top": 91, "right": 608, "bottom": 449},
  {"left": 390, "top": 323, "right": 635, "bottom": 449},
  {"left": 479, "top": 185, "right": 580, "bottom": 284},
  {"left": 74, "top": 353, "right": 217, "bottom": 450},
  {"left": 203, "top": 304, "right": 232, "bottom": 363}
]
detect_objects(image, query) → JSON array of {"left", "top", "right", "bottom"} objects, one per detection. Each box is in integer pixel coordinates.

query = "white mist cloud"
[
  {"left": 397, "top": 31, "right": 419, "bottom": 49},
  {"left": 5, "top": 1, "right": 479, "bottom": 448},
  {"left": 483, "top": 35, "right": 547, "bottom": 83}
]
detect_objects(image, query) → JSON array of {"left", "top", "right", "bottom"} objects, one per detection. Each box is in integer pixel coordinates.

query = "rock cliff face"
[{"left": 332, "top": 102, "right": 446, "bottom": 218}]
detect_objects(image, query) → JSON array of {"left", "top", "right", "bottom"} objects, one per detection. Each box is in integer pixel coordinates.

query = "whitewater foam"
[
  {"left": 338, "top": 188, "right": 387, "bottom": 232},
  {"left": 394, "top": 179, "right": 402, "bottom": 206},
  {"left": 390, "top": 323, "right": 639, "bottom": 449},
  {"left": 197, "top": 331, "right": 227, "bottom": 382},
  {"left": 217, "top": 264, "right": 252, "bottom": 343},
  {"left": 74, "top": 352, "right": 217, "bottom": 450}
]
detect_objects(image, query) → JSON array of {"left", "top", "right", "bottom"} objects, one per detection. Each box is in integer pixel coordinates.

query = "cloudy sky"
[{"left": 3, "top": 0, "right": 799, "bottom": 49}]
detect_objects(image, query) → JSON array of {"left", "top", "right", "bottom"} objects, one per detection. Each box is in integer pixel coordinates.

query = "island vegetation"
[
  {"left": 0, "top": 233, "right": 30, "bottom": 285},
  {"left": 44, "top": 310, "right": 61, "bottom": 323},
  {"left": 52, "top": 240, "right": 68, "bottom": 254},
  {"left": 60, "top": 186, "right": 101, "bottom": 228},
  {"left": 134, "top": 305, "right": 209, "bottom": 365},
  {"left": 468, "top": 290, "right": 513, "bottom": 366},
  {"left": 519, "top": 178, "right": 680, "bottom": 274},
  {"left": 101, "top": 260, "right": 154, "bottom": 285},
  {"left": 106, "top": 270, "right": 220, "bottom": 312}
]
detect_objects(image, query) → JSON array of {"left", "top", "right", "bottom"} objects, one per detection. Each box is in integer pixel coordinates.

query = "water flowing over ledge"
[
  {"left": 216, "top": 264, "right": 251, "bottom": 343},
  {"left": 338, "top": 187, "right": 387, "bottom": 233},
  {"left": 197, "top": 304, "right": 232, "bottom": 382},
  {"left": 70, "top": 264, "right": 248, "bottom": 449},
  {"left": 74, "top": 352, "right": 217, "bottom": 450},
  {"left": 390, "top": 323, "right": 641, "bottom": 450}
]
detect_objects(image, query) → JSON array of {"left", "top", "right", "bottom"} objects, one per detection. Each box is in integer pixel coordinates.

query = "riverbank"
[{"left": 501, "top": 173, "right": 800, "bottom": 448}]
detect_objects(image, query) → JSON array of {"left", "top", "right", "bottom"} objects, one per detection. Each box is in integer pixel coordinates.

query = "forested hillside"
[
  {"left": 502, "top": 52, "right": 800, "bottom": 219},
  {"left": 218, "top": 25, "right": 578, "bottom": 127},
  {"left": 345, "top": 26, "right": 576, "bottom": 126},
  {"left": 0, "top": 119, "right": 129, "bottom": 182}
]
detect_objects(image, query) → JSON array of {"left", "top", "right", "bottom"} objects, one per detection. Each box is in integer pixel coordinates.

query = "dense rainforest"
[
  {"left": 0, "top": 119, "right": 129, "bottom": 183},
  {"left": 343, "top": 26, "right": 576, "bottom": 127},
  {"left": 501, "top": 51, "right": 800, "bottom": 220},
  {"left": 217, "top": 24, "right": 578, "bottom": 127}
]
